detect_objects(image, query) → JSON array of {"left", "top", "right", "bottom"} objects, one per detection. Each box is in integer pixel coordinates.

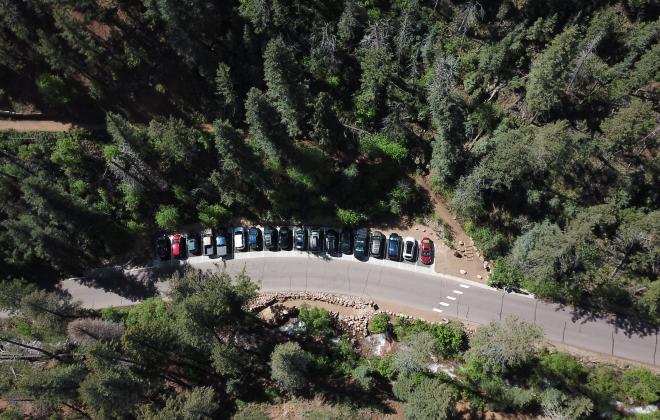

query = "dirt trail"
[
  {"left": 0, "top": 119, "right": 105, "bottom": 132},
  {"left": 0, "top": 120, "right": 74, "bottom": 131}
]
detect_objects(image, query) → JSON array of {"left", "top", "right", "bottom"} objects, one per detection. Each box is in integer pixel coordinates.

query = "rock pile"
[{"left": 247, "top": 291, "right": 378, "bottom": 312}]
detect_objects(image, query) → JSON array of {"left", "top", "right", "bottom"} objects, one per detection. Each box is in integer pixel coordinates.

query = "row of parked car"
[{"left": 156, "top": 226, "right": 434, "bottom": 265}]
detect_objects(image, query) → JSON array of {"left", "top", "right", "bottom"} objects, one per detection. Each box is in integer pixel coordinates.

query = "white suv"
[{"left": 402, "top": 237, "right": 417, "bottom": 261}]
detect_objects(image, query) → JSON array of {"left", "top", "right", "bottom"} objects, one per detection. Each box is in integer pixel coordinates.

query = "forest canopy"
[{"left": 0, "top": 0, "right": 658, "bottom": 322}]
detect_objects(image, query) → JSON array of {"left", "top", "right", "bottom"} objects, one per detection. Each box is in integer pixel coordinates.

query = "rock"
[
  {"left": 477, "top": 275, "right": 482, "bottom": 280},
  {"left": 459, "top": 240, "right": 464, "bottom": 246},
  {"left": 453, "top": 251, "right": 462, "bottom": 258},
  {"left": 460, "top": 269, "right": 467, "bottom": 275}
]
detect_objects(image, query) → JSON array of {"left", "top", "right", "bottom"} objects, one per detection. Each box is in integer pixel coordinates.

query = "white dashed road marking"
[
  {"left": 432, "top": 308, "right": 443, "bottom": 313},
  {"left": 439, "top": 302, "right": 450, "bottom": 307},
  {"left": 452, "top": 290, "right": 463, "bottom": 295},
  {"left": 446, "top": 296, "right": 456, "bottom": 301},
  {"left": 459, "top": 284, "right": 470, "bottom": 289}
]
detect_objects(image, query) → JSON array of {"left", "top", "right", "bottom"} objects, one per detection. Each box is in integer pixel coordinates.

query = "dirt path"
[
  {"left": 0, "top": 120, "right": 74, "bottom": 131},
  {"left": 0, "top": 120, "right": 105, "bottom": 132}
]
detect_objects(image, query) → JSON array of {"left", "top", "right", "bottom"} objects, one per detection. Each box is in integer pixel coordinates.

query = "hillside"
[{"left": 0, "top": 2, "right": 658, "bottom": 327}]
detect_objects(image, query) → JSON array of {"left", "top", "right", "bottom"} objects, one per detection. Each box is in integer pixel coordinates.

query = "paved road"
[{"left": 61, "top": 252, "right": 658, "bottom": 366}]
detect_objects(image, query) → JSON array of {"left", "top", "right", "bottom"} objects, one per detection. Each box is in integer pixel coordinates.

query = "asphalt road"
[{"left": 61, "top": 251, "right": 658, "bottom": 366}]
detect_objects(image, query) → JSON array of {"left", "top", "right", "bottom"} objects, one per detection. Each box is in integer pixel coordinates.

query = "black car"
[
  {"left": 156, "top": 235, "right": 170, "bottom": 260},
  {"left": 279, "top": 226, "right": 292, "bottom": 250},
  {"left": 325, "top": 229, "right": 338, "bottom": 254},
  {"left": 340, "top": 228, "right": 352, "bottom": 254},
  {"left": 249, "top": 226, "right": 261, "bottom": 250},
  {"left": 263, "top": 225, "right": 278, "bottom": 250},
  {"left": 354, "top": 228, "right": 369, "bottom": 260},
  {"left": 370, "top": 231, "right": 385, "bottom": 258},
  {"left": 294, "top": 226, "right": 307, "bottom": 250},
  {"left": 309, "top": 227, "right": 323, "bottom": 253},
  {"left": 387, "top": 233, "right": 402, "bottom": 261}
]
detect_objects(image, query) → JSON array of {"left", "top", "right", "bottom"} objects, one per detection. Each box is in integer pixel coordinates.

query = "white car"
[
  {"left": 234, "top": 227, "right": 246, "bottom": 251},
  {"left": 402, "top": 237, "right": 417, "bottom": 261}
]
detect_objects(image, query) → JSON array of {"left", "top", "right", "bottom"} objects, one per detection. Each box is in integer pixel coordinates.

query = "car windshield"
[
  {"left": 406, "top": 243, "right": 412, "bottom": 252},
  {"left": 389, "top": 241, "right": 397, "bottom": 252},
  {"left": 423, "top": 251, "right": 431, "bottom": 256},
  {"left": 355, "top": 244, "right": 364, "bottom": 252}
]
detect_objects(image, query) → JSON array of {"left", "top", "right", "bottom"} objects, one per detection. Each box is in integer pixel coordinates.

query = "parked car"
[
  {"left": 249, "top": 226, "right": 261, "bottom": 250},
  {"left": 340, "top": 228, "right": 352, "bottom": 255},
  {"left": 186, "top": 233, "right": 201, "bottom": 257},
  {"left": 215, "top": 230, "right": 228, "bottom": 257},
  {"left": 279, "top": 226, "right": 292, "bottom": 250},
  {"left": 171, "top": 233, "right": 184, "bottom": 258},
  {"left": 309, "top": 227, "right": 323, "bottom": 253},
  {"left": 370, "top": 231, "right": 384, "bottom": 258},
  {"left": 354, "top": 228, "right": 369, "bottom": 260},
  {"left": 325, "top": 229, "right": 338, "bottom": 254},
  {"left": 402, "top": 237, "right": 417, "bottom": 261},
  {"left": 156, "top": 235, "right": 170, "bottom": 260},
  {"left": 202, "top": 229, "right": 214, "bottom": 256},
  {"left": 387, "top": 233, "right": 402, "bottom": 261},
  {"left": 234, "top": 227, "right": 247, "bottom": 252},
  {"left": 294, "top": 226, "right": 307, "bottom": 250},
  {"left": 263, "top": 225, "right": 278, "bottom": 250},
  {"left": 420, "top": 237, "right": 433, "bottom": 265}
]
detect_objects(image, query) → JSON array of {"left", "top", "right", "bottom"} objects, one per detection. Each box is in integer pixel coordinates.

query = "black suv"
[
  {"left": 340, "top": 228, "right": 352, "bottom": 254},
  {"left": 263, "top": 225, "right": 278, "bottom": 250},
  {"left": 354, "top": 228, "right": 369, "bottom": 260},
  {"left": 294, "top": 226, "right": 307, "bottom": 250},
  {"left": 309, "top": 227, "right": 323, "bottom": 253},
  {"left": 156, "top": 235, "right": 170, "bottom": 260},
  {"left": 325, "top": 229, "right": 338, "bottom": 254},
  {"left": 279, "top": 226, "right": 292, "bottom": 250},
  {"left": 370, "top": 231, "right": 385, "bottom": 258}
]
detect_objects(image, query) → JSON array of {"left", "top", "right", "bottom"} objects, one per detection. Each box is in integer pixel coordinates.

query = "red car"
[
  {"left": 171, "top": 233, "right": 183, "bottom": 258},
  {"left": 420, "top": 237, "right": 433, "bottom": 265}
]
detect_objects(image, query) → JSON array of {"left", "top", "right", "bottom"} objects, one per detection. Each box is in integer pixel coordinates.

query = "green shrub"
[
  {"left": 351, "top": 364, "right": 375, "bottom": 391},
  {"left": 488, "top": 257, "right": 526, "bottom": 290},
  {"left": 393, "top": 317, "right": 467, "bottom": 358},
  {"left": 328, "top": 336, "right": 358, "bottom": 375},
  {"left": 234, "top": 402, "right": 269, "bottom": 420},
  {"left": 464, "top": 221, "right": 508, "bottom": 258},
  {"left": 392, "top": 372, "right": 426, "bottom": 401},
  {"left": 197, "top": 202, "right": 230, "bottom": 227},
  {"left": 532, "top": 350, "right": 587, "bottom": 391},
  {"left": 155, "top": 205, "right": 181, "bottom": 231},
  {"left": 368, "top": 314, "right": 391, "bottom": 334},
  {"left": 404, "top": 376, "right": 457, "bottom": 420},
  {"left": 370, "top": 354, "right": 397, "bottom": 381},
  {"left": 270, "top": 342, "right": 308, "bottom": 394},
  {"left": 298, "top": 304, "right": 333, "bottom": 338},
  {"left": 336, "top": 208, "right": 365, "bottom": 226},
  {"left": 360, "top": 133, "right": 408, "bottom": 162},
  {"left": 100, "top": 306, "right": 129, "bottom": 324},
  {"left": 618, "top": 368, "right": 660, "bottom": 405}
]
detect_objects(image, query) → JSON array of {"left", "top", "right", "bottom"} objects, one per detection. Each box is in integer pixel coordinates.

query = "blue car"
[
  {"left": 388, "top": 233, "right": 402, "bottom": 261},
  {"left": 249, "top": 226, "right": 261, "bottom": 250}
]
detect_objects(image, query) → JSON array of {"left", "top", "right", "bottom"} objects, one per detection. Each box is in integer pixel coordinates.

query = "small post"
[{"left": 562, "top": 321, "right": 567, "bottom": 343}]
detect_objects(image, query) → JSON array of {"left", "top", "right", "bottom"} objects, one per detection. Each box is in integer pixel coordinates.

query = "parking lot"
[{"left": 154, "top": 226, "right": 436, "bottom": 275}]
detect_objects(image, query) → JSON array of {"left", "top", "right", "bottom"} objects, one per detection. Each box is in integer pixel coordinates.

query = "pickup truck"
[
  {"left": 215, "top": 230, "right": 228, "bottom": 257},
  {"left": 202, "top": 229, "right": 214, "bottom": 256}
]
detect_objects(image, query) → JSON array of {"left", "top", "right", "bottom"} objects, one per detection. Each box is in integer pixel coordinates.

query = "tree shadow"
[
  {"left": 72, "top": 264, "right": 176, "bottom": 302},
  {"left": 556, "top": 301, "right": 659, "bottom": 338}
]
